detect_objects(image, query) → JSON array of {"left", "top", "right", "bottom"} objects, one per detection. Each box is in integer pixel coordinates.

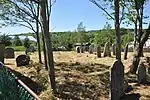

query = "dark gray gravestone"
[
  {"left": 80, "top": 46, "right": 84, "bottom": 53},
  {"left": 137, "top": 61, "right": 147, "bottom": 84},
  {"left": 110, "top": 60, "right": 124, "bottom": 100},
  {"left": 0, "top": 43, "right": 5, "bottom": 63},
  {"left": 124, "top": 43, "right": 129, "bottom": 60},
  {"left": 103, "top": 42, "right": 111, "bottom": 57},
  {"left": 16, "top": 55, "right": 30, "bottom": 67},
  {"left": 76, "top": 46, "right": 80, "bottom": 53},
  {"left": 96, "top": 46, "right": 101, "bottom": 58},
  {"left": 28, "top": 46, "right": 36, "bottom": 52},
  {"left": 112, "top": 44, "right": 116, "bottom": 55},
  {"left": 4, "top": 48, "right": 15, "bottom": 58},
  {"left": 89, "top": 45, "right": 94, "bottom": 54}
]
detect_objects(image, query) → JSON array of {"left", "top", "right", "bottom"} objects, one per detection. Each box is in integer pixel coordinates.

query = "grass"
[
  {"left": 6, "top": 46, "right": 25, "bottom": 51},
  {"left": 4, "top": 51, "right": 150, "bottom": 99}
]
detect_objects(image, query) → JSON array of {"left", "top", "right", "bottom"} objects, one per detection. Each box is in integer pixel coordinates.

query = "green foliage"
[
  {"left": 23, "top": 37, "right": 30, "bottom": 48},
  {"left": 93, "top": 30, "right": 115, "bottom": 46},
  {"left": 0, "top": 34, "right": 12, "bottom": 46},
  {"left": 121, "top": 32, "right": 134, "bottom": 48},
  {"left": 93, "top": 22, "right": 115, "bottom": 46},
  {"left": 13, "top": 36, "right": 22, "bottom": 46},
  {"left": 6, "top": 46, "right": 25, "bottom": 51}
]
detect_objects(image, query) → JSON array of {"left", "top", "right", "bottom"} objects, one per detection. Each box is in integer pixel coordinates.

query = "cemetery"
[{"left": 0, "top": 0, "right": 150, "bottom": 100}]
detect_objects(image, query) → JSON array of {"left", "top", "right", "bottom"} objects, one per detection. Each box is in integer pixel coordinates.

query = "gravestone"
[
  {"left": 103, "top": 42, "right": 111, "bottom": 57},
  {"left": 26, "top": 46, "right": 36, "bottom": 54},
  {"left": 110, "top": 60, "right": 124, "bottom": 100},
  {"left": 4, "top": 48, "right": 15, "bottom": 58},
  {"left": 124, "top": 43, "right": 129, "bottom": 60},
  {"left": 80, "top": 46, "right": 84, "bottom": 53},
  {"left": 96, "top": 46, "right": 101, "bottom": 58},
  {"left": 28, "top": 46, "right": 36, "bottom": 52},
  {"left": 112, "top": 44, "right": 116, "bottom": 55},
  {"left": 0, "top": 43, "right": 5, "bottom": 63},
  {"left": 16, "top": 55, "right": 30, "bottom": 67},
  {"left": 137, "top": 61, "right": 147, "bottom": 84},
  {"left": 76, "top": 46, "right": 80, "bottom": 53},
  {"left": 89, "top": 45, "right": 94, "bottom": 54}
]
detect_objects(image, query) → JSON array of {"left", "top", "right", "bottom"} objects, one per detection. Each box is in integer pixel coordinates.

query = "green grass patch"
[{"left": 6, "top": 46, "right": 25, "bottom": 51}]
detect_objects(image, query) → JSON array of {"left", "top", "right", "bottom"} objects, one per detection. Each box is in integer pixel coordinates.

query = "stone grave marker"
[
  {"left": 112, "top": 44, "right": 116, "bottom": 55},
  {"left": 16, "top": 55, "right": 30, "bottom": 67},
  {"left": 124, "top": 43, "right": 129, "bottom": 60},
  {"left": 4, "top": 48, "right": 15, "bottom": 58},
  {"left": 0, "top": 43, "right": 5, "bottom": 63},
  {"left": 76, "top": 46, "right": 80, "bottom": 53},
  {"left": 80, "top": 46, "right": 84, "bottom": 53},
  {"left": 137, "top": 61, "right": 147, "bottom": 84},
  {"left": 96, "top": 46, "right": 101, "bottom": 58},
  {"left": 103, "top": 42, "right": 111, "bottom": 57},
  {"left": 89, "top": 45, "right": 94, "bottom": 54},
  {"left": 110, "top": 60, "right": 124, "bottom": 100}
]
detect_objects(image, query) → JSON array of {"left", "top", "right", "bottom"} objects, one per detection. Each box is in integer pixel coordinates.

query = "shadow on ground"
[
  {"left": 55, "top": 62, "right": 110, "bottom": 99},
  {"left": 120, "top": 93, "right": 140, "bottom": 100},
  {"left": 7, "top": 67, "right": 43, "bottom": 94}
]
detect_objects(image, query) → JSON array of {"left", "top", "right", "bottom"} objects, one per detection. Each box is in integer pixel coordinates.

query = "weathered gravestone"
[
  {"left": 16, "top": 55, "right": 30, "bottom": 67},
  {"left": 96, "top": 46, "right": 101, "bottom": 58},
  {"left": 0, "top": 43, "right": 5, "bottom": 63},
  {"left": 112, "top": 44, "right": 116, "bottom": 55},
  {"left": 137, "top": 61, "right": 147, "bottom": 84},
  {"left": 4, "top": 48, "right": 15, "bottom": 58},
  {"left": 110, "top": 60, "right": 124, "bottom": 100},
  {"left": 124, "top": 43, "right": 129, "bottom": 60},
  {"left": 89, "top": 45, "right": 94, "bottom": 54},
  {"left": 25, "top": 46, "right": 36, "bottom": 54},
  {"left": 80, "top": 46, "right": 84, "bottom": 53},
  {"left": 76, "top": 46, "right": 80, "bottom": 53},
  {"left": 103, "top": 42, "right": 111, "bottom": 57}
]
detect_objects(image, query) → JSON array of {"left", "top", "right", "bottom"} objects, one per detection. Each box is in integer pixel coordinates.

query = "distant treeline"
[{"left": 1, "top": 28, "right": 142, "bottom": 51}]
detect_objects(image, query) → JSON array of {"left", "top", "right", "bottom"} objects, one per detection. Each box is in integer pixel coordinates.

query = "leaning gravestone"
[
  {"left": 96, "top": 46, "right": 101, "bottom": 58},
  {"left": 89, "top": 45, "right": 94, "bottom": 54},
  {"left": 124, "top": 43, "right": 129, "bottom": 60},
  {"left": 76, "top": 46, "right": 80, "bottom": 53},
  {"left": 112, "top": 44, "right": 116, "bottom": 55},
  {"left": 4, "top": 48, "right": 15, "bottom": 58},
  {"left": 110, "top": 60, "right": 124, "bottom": 100},
  {"left": 16, "top": 55, "right": 30, "bottom": 67},
  {"left": 0, "top": 43, "right": 5, "bottom": 63},
  {"left": 137, "top": 61, "right": 147, "bottom": 84},
  {"left": 103, "top": 42, "right": 111, "bottom": 57}
]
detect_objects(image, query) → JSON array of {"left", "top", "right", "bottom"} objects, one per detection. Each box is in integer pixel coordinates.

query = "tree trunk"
[
  {"left": 114, "top": 0, "right": 121, "bottom": 60},
  {"left": 131, "top": 24, "right": 150, "bottom": 74},
  {"left": 131, "top": 3, "right": 145, "bottom": 74},
  {"left": 133, "top": 18, "right": 137, "bottom": 50},
  {"left": 42, "top": 33, "right": 48, "bottom": 70},
  {"left": 36, "top": 3, "right": 42, "bottom": 64},
  {"left": 36, "top": 21, "right": 42, "bottom": 64},
  {"left": 40, "top": 0, "right": 56, "bottom": 94}
]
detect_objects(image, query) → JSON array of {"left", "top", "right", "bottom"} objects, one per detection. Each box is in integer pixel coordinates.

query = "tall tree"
[
  {"left": 114, "top": 0, "right": 121, "bottom": 60},
  {"left": 0, "top": 0, "right": 42, "bottom": 63},
  {"left": 89, "top": 0, "right": 125, "bottom": 59},
  {"left": 131, "top": 0, "right": 150, "bottom": 74},
  {"left": 39, "top": 0, "right": 56, "bottom": 94}
]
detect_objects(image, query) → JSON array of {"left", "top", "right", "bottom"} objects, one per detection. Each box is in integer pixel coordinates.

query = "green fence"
[{"left": 0, "top": 63, "right": 39, "bottom": 100}]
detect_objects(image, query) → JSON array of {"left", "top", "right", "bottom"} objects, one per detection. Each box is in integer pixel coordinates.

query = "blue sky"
[{"left": 0, "top": 0, "right": 150, "bottom": 34}]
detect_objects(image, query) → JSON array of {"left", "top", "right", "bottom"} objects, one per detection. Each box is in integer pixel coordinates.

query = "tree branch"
[{"left": 89, "top": 0, "right": 115, "bottom": 20}]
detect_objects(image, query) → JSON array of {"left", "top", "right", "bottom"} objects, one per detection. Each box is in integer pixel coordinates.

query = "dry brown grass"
[{"left": 4, "top": 51, "right": 150, "bottom": 100}]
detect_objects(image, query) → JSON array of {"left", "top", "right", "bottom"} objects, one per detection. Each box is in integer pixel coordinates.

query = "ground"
[{"left": 4, "top": 51, "right": 150, "bottom": 100}]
